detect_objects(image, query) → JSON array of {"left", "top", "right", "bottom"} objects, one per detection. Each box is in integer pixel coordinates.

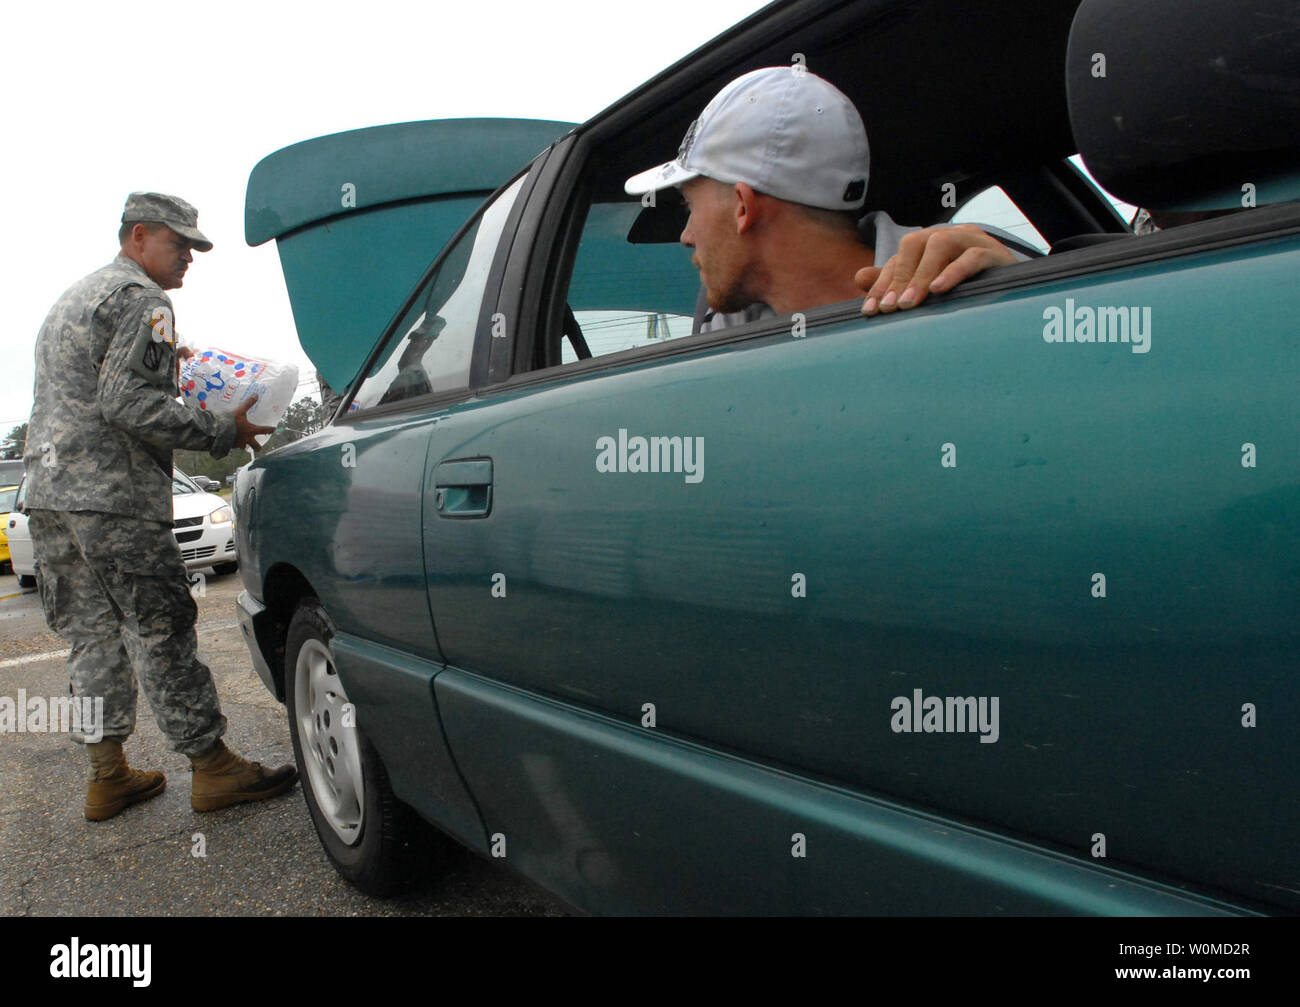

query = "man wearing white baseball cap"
[{"left": 624, "top": 65, "right": 1018, "bottom": 330}]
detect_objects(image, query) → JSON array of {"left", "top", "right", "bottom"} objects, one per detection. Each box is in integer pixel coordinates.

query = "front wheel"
[{"left": 284, "top": 598, "right": 412, "bottom": 896}]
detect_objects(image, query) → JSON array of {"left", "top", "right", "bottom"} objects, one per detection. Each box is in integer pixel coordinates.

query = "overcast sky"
[{"left": 0, "top": 0, "right": 770, "bottom": 435}]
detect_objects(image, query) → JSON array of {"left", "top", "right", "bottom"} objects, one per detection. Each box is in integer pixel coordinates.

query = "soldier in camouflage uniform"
[{"left": 25, "top": 192, "right": 298, "bottom": 820}]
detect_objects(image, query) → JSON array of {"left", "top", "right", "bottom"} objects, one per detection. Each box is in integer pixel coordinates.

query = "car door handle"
[{"left": 433, "top": 458, "right": 493, "bottom": 518}]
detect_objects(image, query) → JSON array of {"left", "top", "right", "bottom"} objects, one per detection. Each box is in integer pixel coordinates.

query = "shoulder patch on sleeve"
[
  {"left": 126, "top": 300, "right": 176, "bottom": 385},
  {"left": 147, "top": 304, "right": 174, "bottom": 345}
]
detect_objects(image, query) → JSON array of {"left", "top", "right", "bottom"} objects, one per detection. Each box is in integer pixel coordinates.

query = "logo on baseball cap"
[
  {"left": 624, "top": 66, "right": 870, "bottom": 211},
  {"left": 121, "top": 192, "right": 213, "bottom": 252}
]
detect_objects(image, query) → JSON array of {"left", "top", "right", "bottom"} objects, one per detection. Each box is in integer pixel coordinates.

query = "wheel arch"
[{"left": 257, "top": 562, "right": 320, "bottom": 701}]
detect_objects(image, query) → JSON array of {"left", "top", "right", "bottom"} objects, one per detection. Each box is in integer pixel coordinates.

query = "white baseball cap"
[{"left": 624, "top": 65, "right": 870, "bottom": 211}]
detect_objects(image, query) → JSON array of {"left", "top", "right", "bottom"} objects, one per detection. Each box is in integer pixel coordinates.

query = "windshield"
[
  {"left": 172, "top": 469, "right": 200, "bottom": 495},
  {"left": 0, "top": 487, "right": 16, "bottom": 511}
]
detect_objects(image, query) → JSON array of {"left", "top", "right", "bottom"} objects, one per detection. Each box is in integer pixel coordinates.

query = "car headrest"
[{"left": 1066, "top": 0, "right": 1300, "bottom": 211}]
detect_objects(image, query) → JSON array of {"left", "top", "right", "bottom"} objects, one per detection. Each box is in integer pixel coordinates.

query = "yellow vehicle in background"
[{"left": 0, "top": 484, "right": 17, "bottom": 572}]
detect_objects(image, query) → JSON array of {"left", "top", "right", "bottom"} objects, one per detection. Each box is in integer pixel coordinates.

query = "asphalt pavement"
[{"left": 0, "top": 568, "right": 567, "bottom": 917}]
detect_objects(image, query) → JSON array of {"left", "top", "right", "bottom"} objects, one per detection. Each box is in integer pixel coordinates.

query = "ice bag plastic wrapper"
[{"left": 179, "top": 348, "right": 298, "bottom": 444}]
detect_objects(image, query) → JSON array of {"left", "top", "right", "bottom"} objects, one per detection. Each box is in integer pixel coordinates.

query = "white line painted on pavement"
[
  {"left": 0, "top": 649, "right": 70, "bottom": 668},
  {"left": 1, "top": 625, "right": 238, "bottom": 669}
]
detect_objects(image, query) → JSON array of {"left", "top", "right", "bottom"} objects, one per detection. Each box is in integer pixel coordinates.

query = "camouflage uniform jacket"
[{"left": 24, "top": 254, "right": 237, "bottom": 522}]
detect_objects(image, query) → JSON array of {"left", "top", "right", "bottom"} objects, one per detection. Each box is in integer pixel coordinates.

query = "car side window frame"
[
  {"left": 499, "top": 167, "right": 1300, "bottom": 396},
  {"left": 489, "top": 133, "right": 591, "bottom": 385},
  {"left": 486, "top": 79, "right": 1300, "bottom": 395}
]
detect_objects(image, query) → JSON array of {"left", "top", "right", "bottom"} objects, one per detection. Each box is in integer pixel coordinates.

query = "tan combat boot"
[
  {"left": 189, "top": 740, "right": 297, "bottom": 812},
  {"left": 84, "top": 739, "right": 166, "bottom": 821}
]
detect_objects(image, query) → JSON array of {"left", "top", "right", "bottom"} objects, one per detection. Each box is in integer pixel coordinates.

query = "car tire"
[
  {"left": 16, "top": 574, "right": 35, "bottom": 590},
  {"left": 284, "top": 598, "right": 414, "bottom": 896},
  {"left": 213, "top": 561, "right": 238, "bottom": 576}
]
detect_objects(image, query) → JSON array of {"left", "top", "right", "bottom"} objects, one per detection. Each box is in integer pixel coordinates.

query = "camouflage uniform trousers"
[{"left": 28, "top": 509, "right": 227, "bottom": 756}]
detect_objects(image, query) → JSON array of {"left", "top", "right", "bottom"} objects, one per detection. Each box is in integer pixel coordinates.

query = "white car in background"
[
  {"left": 4, "top": 469, "right": 237, "bottom": 589},
  {"left": 171, "top": 468, "right": 238, "bottom": 576}
]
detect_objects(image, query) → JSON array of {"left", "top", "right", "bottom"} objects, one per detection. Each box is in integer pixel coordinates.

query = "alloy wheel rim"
[{"left": 295, "top": 638, "right": 364, "bottom": 844}]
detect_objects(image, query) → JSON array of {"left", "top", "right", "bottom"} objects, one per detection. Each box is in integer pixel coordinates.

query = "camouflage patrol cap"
[{"left": 121, "top": 192, "right": 213, "bottom": 252}]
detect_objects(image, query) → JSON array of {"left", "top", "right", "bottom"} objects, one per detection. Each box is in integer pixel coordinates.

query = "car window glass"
[
  {"left": 563, "top": 309, "right": 695, "bottom": 364},
  {"left": 351, "top": 175, "right": 525, "bottom": 411},
  {"left": 952, "top": 185, "right": 1051, "bottom": 254},
  {"left": 0, "top": 488, "right": 15, "bottom": 511},
  {"left": 559, "top": 197, "right": 699, "bottom": 366}
]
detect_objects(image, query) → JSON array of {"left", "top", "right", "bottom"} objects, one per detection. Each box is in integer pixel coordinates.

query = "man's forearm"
[{"left": 98, "top": 385, "right": 238, "bottom": 458}]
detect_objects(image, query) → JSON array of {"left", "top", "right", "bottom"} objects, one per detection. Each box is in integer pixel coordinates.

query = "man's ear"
[{"left": 733, "top": 182, "right": 759, "bottom": 235}]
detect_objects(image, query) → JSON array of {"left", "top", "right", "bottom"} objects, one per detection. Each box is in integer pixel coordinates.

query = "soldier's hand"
[
  {"left": 233, "top": 394, "right": 276, "bottom": 452},
  {"left": 176, "top": 344, "right": 194, "bottom": 383}
]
